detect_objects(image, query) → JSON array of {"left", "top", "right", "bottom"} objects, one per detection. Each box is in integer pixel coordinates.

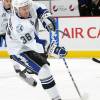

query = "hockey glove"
[
  {"left": 42, "top": 17, "right": 56, "bottom": 32},
  {"left": 47, "top": 42, "right": 67, "bottom": 58}
]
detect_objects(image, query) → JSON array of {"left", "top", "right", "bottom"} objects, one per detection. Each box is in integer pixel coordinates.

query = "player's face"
[
  {"left": 19, "top": 5, "right": 30, "bottom": 18},
  {"left": 3, "top": 0, "right": 11, "bottom": 9}
]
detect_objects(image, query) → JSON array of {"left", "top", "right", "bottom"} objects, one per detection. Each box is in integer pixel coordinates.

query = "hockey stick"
[
  {"left": 63, "top": 58, "right": 88, "bottom": 100},
  {"left": 46, "top": 29, "right": 88, "bottom": 100},
  {"left": 92, "top": 58, "right": 100, "bottom": 63},
  {"left": 57, "top": 30, "right": 88, "bottom": 100}
]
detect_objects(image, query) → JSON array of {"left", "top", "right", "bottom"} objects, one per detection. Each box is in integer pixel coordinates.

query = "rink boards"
[
  {"left": 0, "top": 17, "right": 100, "bottom": 58},
  {"left": 0, "top": 51, "right": 100, "bottom": 58}
]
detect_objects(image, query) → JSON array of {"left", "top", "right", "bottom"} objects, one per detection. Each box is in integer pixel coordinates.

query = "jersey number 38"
[{"left": 20, "top": 33, "right": 32, "bottom": 44}]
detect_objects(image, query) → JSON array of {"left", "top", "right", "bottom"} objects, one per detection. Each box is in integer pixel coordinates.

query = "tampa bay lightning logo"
[{"left": 16, "top": 24, "right": 24, "bottom": 33}]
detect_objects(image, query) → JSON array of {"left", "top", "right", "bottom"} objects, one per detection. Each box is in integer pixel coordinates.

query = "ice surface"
[{"left": 0, "top": 58, "right": 100, "bottom": 100}]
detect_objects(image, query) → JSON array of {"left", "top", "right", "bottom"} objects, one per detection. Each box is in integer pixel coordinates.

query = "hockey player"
[
  {"left": 0, "top": 0, "right": 11, "bottom": 47},
  {"left": 6, "top": 0, "right": 66, "bottom": 99}
]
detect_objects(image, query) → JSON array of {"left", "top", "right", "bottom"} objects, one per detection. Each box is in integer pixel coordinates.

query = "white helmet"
[{"left": 12, "top": 0, "right": 31, "bottom": 9}]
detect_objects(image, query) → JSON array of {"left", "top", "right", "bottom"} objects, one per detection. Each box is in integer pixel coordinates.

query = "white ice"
[{"left": 0, "top": 58, "right": 100, "bottom": 100}]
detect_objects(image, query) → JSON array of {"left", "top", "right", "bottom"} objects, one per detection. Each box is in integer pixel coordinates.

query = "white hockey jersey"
[
  {"left": 0, "top": 1, "right": 11, "bottom": 35},
  {"left": 6, "top": 2, "right": 51, "bottom": 55}
]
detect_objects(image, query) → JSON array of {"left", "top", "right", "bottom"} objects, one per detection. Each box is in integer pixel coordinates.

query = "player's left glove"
[{"left": 42, "top": 17, "right": 56, "bottom": 32}]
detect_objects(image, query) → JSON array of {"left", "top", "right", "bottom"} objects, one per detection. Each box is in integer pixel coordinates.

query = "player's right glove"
[{"left": 46, "top": 42, "right": 67, "bottom": 58}]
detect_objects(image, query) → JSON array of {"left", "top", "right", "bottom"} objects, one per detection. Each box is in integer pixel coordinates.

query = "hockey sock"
[{"left": 38, "top": 64, "right": 61, "bottom": 100}]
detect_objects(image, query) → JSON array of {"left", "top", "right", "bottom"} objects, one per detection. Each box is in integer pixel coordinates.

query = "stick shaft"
[{"left": 63, "top": 58, "right": 83, "bottom": 100}]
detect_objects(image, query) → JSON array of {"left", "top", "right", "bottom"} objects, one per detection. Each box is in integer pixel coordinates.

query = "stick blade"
[
  {"left": 92, "top": 58, "right": 100, "bottom": 63},
  {"left": 81, "top": 93, "right": 89, "bottom": 100}
]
